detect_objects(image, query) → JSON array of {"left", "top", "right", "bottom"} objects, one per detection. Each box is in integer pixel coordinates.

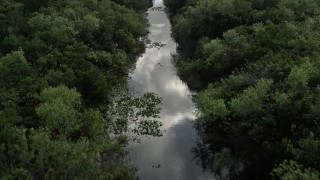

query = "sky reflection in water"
[{"left": 128, "top": 1, "right": 214, "bottom": 179}]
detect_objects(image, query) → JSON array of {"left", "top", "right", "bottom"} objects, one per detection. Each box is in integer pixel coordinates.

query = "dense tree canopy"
[
  {"left": 166, "top": 0, "right": 320, "bottom": 179},
  {"left": 0, "top": 0, "right": 160, "bottom": 179}
]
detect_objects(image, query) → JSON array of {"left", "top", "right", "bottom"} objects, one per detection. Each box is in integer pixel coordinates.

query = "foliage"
[
  {"left": 111, "top": 0, "right": 153, "bottom": 12},
  {"left": 164, "top": 0, "right": 188, "bottom": 15},
  {"left": 0, "top": 0, "right": 156, "bottom": 179},
  {"left": 108, "top": 91, "right": 162, "bottom": 136},
  {"left": 272, "top": 160, "right": 320, "bottom": 180},
  {"left": 167, "top": 0, "right": 320, "bottom": 178}
]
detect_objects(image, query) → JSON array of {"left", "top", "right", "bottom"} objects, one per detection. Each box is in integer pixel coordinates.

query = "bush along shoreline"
[
  {"left": 165, "top": 0, "right": 320, "bottom": 179},
  {"left": 0, "top": 0, "right": 163, "bottom": 179}
]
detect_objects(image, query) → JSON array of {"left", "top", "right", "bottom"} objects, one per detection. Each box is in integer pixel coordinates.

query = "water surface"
[{"left": 129, "top": 1, "right": 214, "bottom": 179}]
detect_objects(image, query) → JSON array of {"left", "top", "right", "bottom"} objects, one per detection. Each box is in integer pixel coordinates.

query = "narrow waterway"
[{"left": 128, "top": 0, "right": 215, "bottom": 179}]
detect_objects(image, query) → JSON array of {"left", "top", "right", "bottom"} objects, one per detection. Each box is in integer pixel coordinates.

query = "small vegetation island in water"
[
  {"left": 0, "top": 0, "right": 164, "bottom": 179},
  {"left": 165, "top": 0, "right": 320, "bottom": 179}
]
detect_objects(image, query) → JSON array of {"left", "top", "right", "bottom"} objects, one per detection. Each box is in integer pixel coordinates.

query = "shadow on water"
[{"left": 191, "top": 120, "right": 272, "bottom": 180}]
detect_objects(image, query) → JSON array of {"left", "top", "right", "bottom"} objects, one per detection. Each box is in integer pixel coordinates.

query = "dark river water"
[{"left": 128, "top": 0, "right": 215, "bottom": 179}]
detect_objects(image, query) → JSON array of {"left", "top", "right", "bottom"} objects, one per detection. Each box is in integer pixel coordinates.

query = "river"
[{"left": 128, "top": 0, "right": 215, "bottom": 179}]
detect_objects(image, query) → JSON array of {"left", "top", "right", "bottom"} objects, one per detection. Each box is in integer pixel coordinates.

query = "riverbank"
[{"left": 165, "top": 0, "right": 320, "bottom": 179}]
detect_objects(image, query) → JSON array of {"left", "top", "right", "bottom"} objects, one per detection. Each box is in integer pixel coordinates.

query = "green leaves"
[
  {"left": 213, "top": 148, "right": 234, "bottom": 174},
  {"left": 0, "top": 0, "right": 153, "bottom": 179},
  {"left": 230, "top": 79, "right": 273, "bottom": 116},
  {"left": 1, "top": 168, "right": 33, "bottom": 180},
  {"left": 0, "top": 50, "right": 30, "bottom": 89},
  {"left": 38, "top": 85, "right": 80, "bottom": 106},
  {"left": 169, "top": 0, "right": 320, "bottom": 178},
  {"left": 272, "top": 160, "right": 320, "bottom": 180},
  {"left": 28, "top": 13, "right": 77, "bottom": 49},
  {"left": 28, "top": 130, "right": 101, "bottom": 179},
  {"left": 133, "top": 92, "right": 162, "bottom": 119},
  {"left": 197, "top": 97, "right": 229, "bottom": 119},
  {"left": 287, "top": 61, "right": 312, "bottom": 93},
  {"left": 164, "top": 0, "right": 187, "bottom": 15},
  {"left": 109, "top": 92, "right": 163, "bottom": 136},
  {"left": 111, "top": 0, "right": 152, "bottom": 12},
  {"left": 133, "top": 120, "right": 162, "bottom": 137},
  {"left": 197, "top": 78, "right": 273, "bottom": 119},
  {"left": 36, "top": 86, "right": 81, "bottom": 136}
]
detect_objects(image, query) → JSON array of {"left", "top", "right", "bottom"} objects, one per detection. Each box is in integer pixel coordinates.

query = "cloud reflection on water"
[{"left": 128, "top": 2, "right": 215, "bottom": 180}]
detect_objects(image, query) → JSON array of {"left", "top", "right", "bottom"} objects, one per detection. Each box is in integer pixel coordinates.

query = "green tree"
[
  {"left": 0, "top": 0, "right": 155, "bottom": 179},
  {"left": 36, "top": 86, "right": 81, "bottom": 137},
  {"left": 167, "top": 0, "right": 320, "bottom": 178},
  {"left": 272, "top": 160, "right": 320, "bottom": 180},
  {"left": 0, "top": 51, "right": 30, "bottom": 89}
]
